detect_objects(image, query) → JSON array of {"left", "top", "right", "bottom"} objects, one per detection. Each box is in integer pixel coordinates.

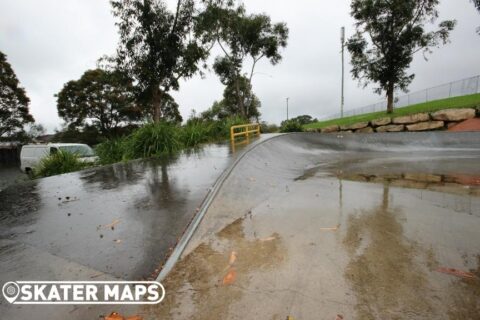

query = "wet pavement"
[
  {"left": 1, "top": 132, "right": 480, "bottom": 319},
  {"left": 145, "top": 132, "right": 480, "bottom": 320}
]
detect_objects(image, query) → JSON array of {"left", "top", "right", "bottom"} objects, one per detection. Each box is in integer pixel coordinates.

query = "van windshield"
[{"left": 58, "top": 145, "right": 95, "bottom": 157}]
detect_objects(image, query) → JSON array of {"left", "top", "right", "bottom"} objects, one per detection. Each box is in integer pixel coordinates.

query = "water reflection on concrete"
[
  {"left": 0, "top": 143, "right": 234, "bottom": 282},
  {"left": 144, "top": 134, "right": 480, "bottom": 319}
]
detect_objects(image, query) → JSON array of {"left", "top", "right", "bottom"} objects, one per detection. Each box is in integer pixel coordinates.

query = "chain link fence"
[{"left": 322, "top": 75, "right": 480, "bottom": 120}]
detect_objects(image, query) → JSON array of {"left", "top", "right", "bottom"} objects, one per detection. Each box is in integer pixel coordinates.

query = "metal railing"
[
  {"left": 321, "top": 75, "right": 480, "bottom": 120},
  {"left": 230, "top": 123, "right": 261, "bottom": 142}
]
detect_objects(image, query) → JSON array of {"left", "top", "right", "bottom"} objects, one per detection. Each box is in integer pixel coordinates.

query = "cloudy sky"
[{"left": 1, "top": 0, "right": 479, "bottom": 133}]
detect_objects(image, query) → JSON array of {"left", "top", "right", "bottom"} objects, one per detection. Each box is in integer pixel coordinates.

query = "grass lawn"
[{"left": 305, "top": 93, "right": 480, "bottom": 130}]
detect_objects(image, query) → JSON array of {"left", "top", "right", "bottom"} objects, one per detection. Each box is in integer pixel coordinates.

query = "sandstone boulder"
[
  {"left": 356, "top": 127, "right": 374, "bottom": 133},
  {"left": 320, "top": 125, "right": 339, "bottom": 133},
  {"left": 371, "top": 117, "right": 391, "bottom": 126},
  {"left": 375, "top": 124, "right": 405, "bottom": 132},
  {"left": 393, "top": 113, "right": 430, "bottom": 124},
  {"left": 431, "top": 108, "right": 476, "bottom": 121},
  {"left": 406, "top": 121, "right": 444, "bottom": 131},
  {"left": 339, "top": 121, "right": 369, "bottom": 130}
]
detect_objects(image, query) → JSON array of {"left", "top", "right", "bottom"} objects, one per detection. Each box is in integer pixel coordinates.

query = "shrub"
[
  {"left": 280, "top": 119, "right": 304, "bottom": 133},
  {"left": 35, "top": 151, "right": 88, "bottom": 178},
  {"left": 260, "top": 122, "right": 279, "bottom": 133},
  {"left": 180, "top": 122, "right": 210, "bottom": 147},
  {"left": 95, "top": 138, "right": 129, "bottom": 165},
  {"left": 127, "top": 122, "right": 182, "bottom": 159}
]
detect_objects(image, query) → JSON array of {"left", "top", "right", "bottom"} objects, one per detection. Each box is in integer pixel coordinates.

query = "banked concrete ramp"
[{"left": 149, "top": 132, "right": 480, "bottom": 320}]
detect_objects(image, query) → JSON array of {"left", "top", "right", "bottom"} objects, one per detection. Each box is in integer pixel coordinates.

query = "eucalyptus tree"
[
  {"left": 110, "top": 0, "right": 208, "bottom": 122},
  {"left": 347, "top": 0, "right": 456, "bottom": 113},
  {"left": 0, "top": 51, "right": 34, "bottom": 138},
  {"left": 196, "top": 0, "right": 288, "bottom": 118}
]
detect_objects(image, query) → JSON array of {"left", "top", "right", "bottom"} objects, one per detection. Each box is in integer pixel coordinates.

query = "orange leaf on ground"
[
  {"left": 223, "top": 268, "right": 237, "bottom": 285},
  {"left": 436, "top": 267, "right": 478, "bottom": 279},
  {"left": 104, "top": 312, "right": 143, "bottom": 320}
]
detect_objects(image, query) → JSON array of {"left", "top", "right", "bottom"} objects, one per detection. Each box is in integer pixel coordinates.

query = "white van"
[{"left": 20, "top": 143, "right": 98, "bottom": 174}]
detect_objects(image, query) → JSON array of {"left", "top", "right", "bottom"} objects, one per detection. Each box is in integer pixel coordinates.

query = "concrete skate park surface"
[
  {"left": 145, "top": 132, "right": 480, "bottom": 320},
  {"left": 1, "top": 132, "right": 479, "bottom": 319}
]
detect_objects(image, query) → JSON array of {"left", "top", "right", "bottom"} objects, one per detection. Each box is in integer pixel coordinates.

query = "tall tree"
[
  {"left": 196, "top": 0, "right": 288, "bottom": 118},
  {"left": 0, "top": 51, "right": 34, "bottom": 138},
  {"left": 56, "top": 69, "right": 140, "bottom": 136},
  {"left": 347, "top": 0, "right": 456, "bottom": 113},
  {"left": 110, "top": 0, "right": 208, "bottom": 123}
]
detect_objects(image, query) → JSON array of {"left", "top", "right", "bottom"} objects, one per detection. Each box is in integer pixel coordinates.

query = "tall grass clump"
[
  {"left": 35, "top": 151, "right": 88, "bottom": 178},
  {"left": 127, "top": 122, "right": 182, "bottom": 159},
  {"left": 181, "top": 121, "right": 210, "bottom": 147},
  {"left": 95, "top": 138, "right": 130, "bottom": 165}
]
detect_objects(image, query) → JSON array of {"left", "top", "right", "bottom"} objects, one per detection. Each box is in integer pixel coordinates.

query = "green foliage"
[
  {"left": 180, "top": 121, "right": 210, "bottom": 147},
  {"left": 95, "top": 115, "right": 249, "bottom": 165},
  {"left": 34, "top": 151, "right": 88, "bottom": 178},
  {"left": 127, "top": 122, "right": 182, "bottom": 159},
  {"left": 287, "top": 115, "right": 317, "bottom": 126},
  {"left": 305, "top": 93, "right": 480, "bottom": 130},
  {"left": 110, "top": 0, "right": 208, "bottom": 122},
  {"left": 347, "top": 0, "right": 456, "bottom": 113},
  {"left": 196, "top": 1, "right": 288, "bottom": 118},
  {"left": 0, "top": 51, "right": 34, "bottom": 138},
  {"left": 280, "top": 119, "right": 304, "bottom": 133},
  {"left": 56, "top": 69, "right": 139, "bottom": 136},
  {"left": 260, "top": 122, "right": 279, "bottom": 133},
  {"left": 95, "top": 139, "right": 129, "bottom": 165}
]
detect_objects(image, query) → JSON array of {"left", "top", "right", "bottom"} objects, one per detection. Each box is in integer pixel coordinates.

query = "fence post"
[
  {"left": 426, "top": 89, "right": 428, "bottom": 102},
  {"left": 449, "top": 82, "right": 452, "bottom": 97},
  {"left": 477, "top": 75, "right": 480, "bottom": 94}
]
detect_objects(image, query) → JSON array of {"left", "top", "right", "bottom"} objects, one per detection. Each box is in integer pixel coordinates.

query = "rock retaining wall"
[{"left": 307, "top": 107, "right": 480, "bottom": 134}]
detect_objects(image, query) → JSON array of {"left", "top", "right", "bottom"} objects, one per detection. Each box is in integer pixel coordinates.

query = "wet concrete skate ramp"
[
  {"left": 152, "top": 132, "right": 480, "bottom": 320},
  {"left": 0, "top": 143, "right": 237, "bottom": 282}
]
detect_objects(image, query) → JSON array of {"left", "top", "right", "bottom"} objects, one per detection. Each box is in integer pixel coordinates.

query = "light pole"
[
  {"left": 286, "top": 97, "right": 289, "bottom": 120},
  {"left": 340, "top": 26, "right": 345, "bottom": 118}
]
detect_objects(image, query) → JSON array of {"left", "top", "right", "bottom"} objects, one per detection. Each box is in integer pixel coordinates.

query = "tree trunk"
[
  {"left": 386, "top": 82, "right": 394, "bottom": 114},
  {"left": 152, "top": 87, "right": 163, "bottom": 123},
  {"left": 235, "top": 77, "right": 245, "bottom": 118}
]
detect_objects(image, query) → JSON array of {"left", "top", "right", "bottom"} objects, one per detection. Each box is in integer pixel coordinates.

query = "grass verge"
[{"left": 305, "top": 93, "right": 480, "bottom": 130}]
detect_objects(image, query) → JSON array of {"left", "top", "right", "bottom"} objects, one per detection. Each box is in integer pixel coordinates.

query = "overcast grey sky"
[{"left": 1, "top": 0, "right": 479, "bottom": 133}]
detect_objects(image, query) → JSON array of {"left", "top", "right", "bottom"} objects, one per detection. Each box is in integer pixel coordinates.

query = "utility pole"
[
  {"left": 340, "top": 26, "right": 345, "bottom": 118},
  {"left": 286, "top": 97, "right": 289, "bottom": 120}
]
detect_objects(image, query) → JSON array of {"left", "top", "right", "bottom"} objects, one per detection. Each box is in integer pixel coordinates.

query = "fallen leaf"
[
  {"left": 105, "top": 312, "right": 124, "bottom": 320},
  {"left": 104, "top": 219, "right": 121, "bottom": 229},
  {"left": 228, "top": 251, "right": 237, "bottom": 265},
  {"left": 320, "top": 224, "right": 340, "bottom": 231},
  {"left": 335, "top": 315, "right": 344, "bottom": 320},
  {"left": 436, "top": 267, "right": 478, "bottom": 280},
  {"left": 104, "top": 312, "right": 143, "bottom": 320},
  {"left": 260, "top": 236, "right": 276, "bottom": 242},
  {"left": 114, "top": 239, "right": 122, "bottom": 244},
  {"left": 223, "top": 268, "right": 237, "bottom": 285},
  {"left": 90, "top": 272, "right": 104, "bottom": 279}
]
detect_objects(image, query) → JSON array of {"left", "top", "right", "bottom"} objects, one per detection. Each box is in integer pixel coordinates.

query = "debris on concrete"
[{"left": 436, "top": 267, "right": 478, "bottom": 280}]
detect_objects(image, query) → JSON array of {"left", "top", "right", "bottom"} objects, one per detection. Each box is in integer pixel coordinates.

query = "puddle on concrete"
[
  {"left": 0, "top": 143, "right": 235, "bottom": 281},
  {"left": 146, "top": 215, "right": 285, "bottom": 319},
  {"left": 151, "top": 150, "right": 480, "bottom": 319},
  {"left": 343, "top": 185, "right": 434, "bottom": 318}
]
